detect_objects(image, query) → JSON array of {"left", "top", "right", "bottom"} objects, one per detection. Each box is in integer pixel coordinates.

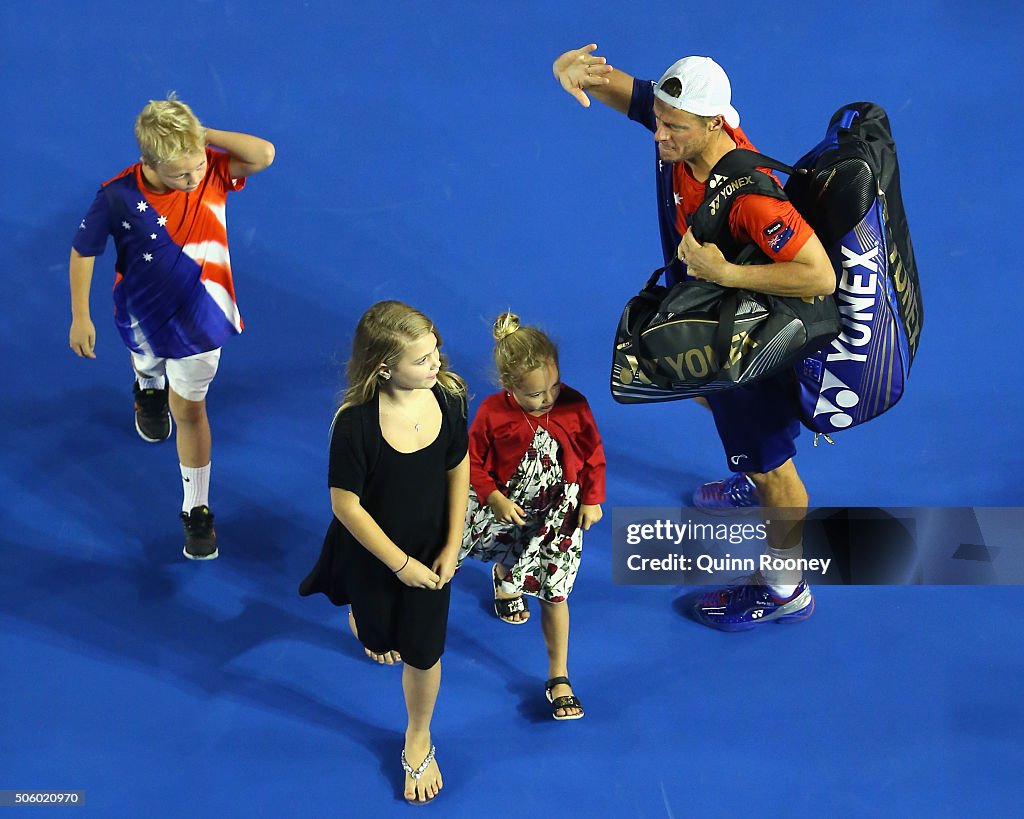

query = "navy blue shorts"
[{"left": 706, "top": 372, "right": 801, "bottom": 474}]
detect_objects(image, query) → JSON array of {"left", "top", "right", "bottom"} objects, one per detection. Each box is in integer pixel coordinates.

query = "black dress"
[{"left": 299, "top": 385, "right": 468, "bottom": 670}]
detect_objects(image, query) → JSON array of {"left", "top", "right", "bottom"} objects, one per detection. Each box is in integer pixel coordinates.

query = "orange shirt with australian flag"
[
  {"left": 73, "top": 148, "right": 246, "bottom": 358},
  {"left": 627, "top": 78, "right": 814, "bottom": 280},
  {"left": 672, "top": 124, "right": 813, "bottom": 263}
]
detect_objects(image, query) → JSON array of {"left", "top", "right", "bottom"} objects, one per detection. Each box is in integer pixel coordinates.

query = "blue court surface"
[{"left": 2, "top": 1, "right": 1022, "bottom": 816}]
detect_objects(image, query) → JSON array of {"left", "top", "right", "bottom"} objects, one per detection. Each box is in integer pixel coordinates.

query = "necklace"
[
  {"left": 382, "top": 394, "right": 425, "bottom": 432},
  {"left": 519, "top": 405, "right": 550, "bottom": 434}
]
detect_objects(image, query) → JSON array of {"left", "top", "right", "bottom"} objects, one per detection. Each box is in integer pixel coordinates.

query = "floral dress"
[{"left": 458, "top": 426, "right": 583, "bottom": 603}]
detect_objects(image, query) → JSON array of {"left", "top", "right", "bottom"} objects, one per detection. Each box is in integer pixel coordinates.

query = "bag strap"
[
  {"left": 629, "top": 292, "right": 665, "bottom": 385},
  {"left": 645, "top": 261, "right": 671, "bottom": 290},
  {"left": 626, "top": 262, "right": 671, "bottom": 384},
  {"left": 630, "top": 260, "right": 744, "bottom": 385},
  {"left": 712, "top": 289, "right": 739, "bottom": 371},
  {"left": 708, "top": 148, "right": 803, "bottom": 180},
  {"left": 829, "top": 107, "right": 861, "bottom": 141},
  {"left": 732, "top": 244, "right": 762, "bottom": 266}
]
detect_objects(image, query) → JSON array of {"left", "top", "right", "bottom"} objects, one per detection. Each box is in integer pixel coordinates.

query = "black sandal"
[
  {"left": 493, "top": 565, "right": 530, "bottom": 625},
  {"left": 545, "top": 676, "right": 585, "bottom": 721}
]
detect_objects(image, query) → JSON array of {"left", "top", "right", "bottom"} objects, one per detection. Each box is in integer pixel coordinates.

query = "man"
[{"left": 552, "top": 45, "right": 835, "bottom": 629}]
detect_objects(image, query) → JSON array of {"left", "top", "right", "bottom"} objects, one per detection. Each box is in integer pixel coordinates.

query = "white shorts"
[{"left": 131, "top": 348, "right": 222, "bottom": 402}]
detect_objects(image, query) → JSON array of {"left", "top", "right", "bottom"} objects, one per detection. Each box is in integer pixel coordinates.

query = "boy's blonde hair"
[
  {"left": 134, "top": 92, "right": 206, "bottom": 165},
  {"left": 340, "top": 300, "right": 466, "bottom": 412},
  {"left": 492, "top": 311, "right": 559, "bottom": 389}
]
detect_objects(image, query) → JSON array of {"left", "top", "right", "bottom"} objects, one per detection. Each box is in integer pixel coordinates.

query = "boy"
[{"left": 69, "top": 93, "right": 275, "bottom": 560}]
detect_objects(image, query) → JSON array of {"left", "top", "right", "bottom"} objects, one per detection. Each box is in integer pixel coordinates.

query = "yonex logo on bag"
[
  {"left": 884, "top": 208, "right": 923, "bottom": 355},
  {"left": 812, "top": 369, "right": 860, "bottom": 429},
  {"left": 708, "top": 173, "right": 728, "bottom": 190},
  {"left": 619, "top": 354, "right": 654, "bottom": 385},
  {"left": 656, "top": 332, "right": 758, "bottom": 381},
  {"left": 827, "top": 239, "right": 881, "bottom": 364},
  {"left": 841, "top": 244, "right": 880, "bottom": 276}
]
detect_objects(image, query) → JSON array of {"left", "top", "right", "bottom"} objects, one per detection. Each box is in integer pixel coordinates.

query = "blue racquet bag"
[{"left": 784, "top": 102, "right": 923, "bottom": 434}]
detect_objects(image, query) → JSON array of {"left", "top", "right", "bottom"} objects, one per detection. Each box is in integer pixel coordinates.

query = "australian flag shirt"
[{"left": 73, "top": 148, "right": 246, "bottom": 359}]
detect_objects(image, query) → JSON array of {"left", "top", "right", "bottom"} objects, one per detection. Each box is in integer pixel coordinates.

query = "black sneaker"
[
  {"left": 181, "top": 505, "right": 218, "bottom": 560},
  {"left": 134, "top": 381, "right": 172, "bottom": 442}
]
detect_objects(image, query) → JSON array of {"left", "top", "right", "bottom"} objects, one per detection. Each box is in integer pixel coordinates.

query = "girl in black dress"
[{"left": 300, "top": 300, "right": 468, "bottom": 805}]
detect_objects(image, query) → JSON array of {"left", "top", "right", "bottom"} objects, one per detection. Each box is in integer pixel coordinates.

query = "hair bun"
[{"left": 492, "top": 311, "right": 521, "bottom": 341}]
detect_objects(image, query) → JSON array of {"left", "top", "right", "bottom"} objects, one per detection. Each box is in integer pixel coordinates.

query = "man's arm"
[
  {"left": 204, "top": 127, "right": 275, "bottom": 179},
  {"left": 679, "top": 228, "right": 836, "bottom": 298},
  {"left": 69, "top": 248, "right": 97, "bottom": 358},
  {"left": 553, "top": 43, "right": 634, "bottom": 114}
]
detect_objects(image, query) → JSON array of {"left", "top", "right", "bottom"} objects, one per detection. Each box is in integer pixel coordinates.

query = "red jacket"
[{"left": 468, "top": 386, "right": 606, "bottom": 506}]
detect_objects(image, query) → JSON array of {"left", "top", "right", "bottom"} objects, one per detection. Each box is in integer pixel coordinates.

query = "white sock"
[
  {"left": 762, "top": 543, "right": 802, "bottom": 598},
  {"left": 181, "top": 463, "right": 211, "bottom": 512},
  {"left": 137, "top": 374, "right": 166, "bottom": 391}
]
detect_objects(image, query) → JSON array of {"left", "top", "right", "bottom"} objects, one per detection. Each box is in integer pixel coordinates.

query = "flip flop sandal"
[
  {"left": 493, "top": 565, "right": 529, "bottom": 624},
  {"left": 545, "top": 676, "right": 585, "bottom": 721},
  {"left": 401, "top": 744, "right": 438, "bottom": 805}
]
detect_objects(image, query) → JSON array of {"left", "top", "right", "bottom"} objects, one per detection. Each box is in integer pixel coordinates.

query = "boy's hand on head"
[
  {"left": 69, "top": 317, "right": 97, "bottom": 358},
  {"left": 578, "top": 503, "right": 603, "bottom": 531}
]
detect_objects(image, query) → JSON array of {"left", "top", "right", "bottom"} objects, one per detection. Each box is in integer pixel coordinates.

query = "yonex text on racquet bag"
[{"left": 784, "top": 102, "right": 923, "bottom": 434}]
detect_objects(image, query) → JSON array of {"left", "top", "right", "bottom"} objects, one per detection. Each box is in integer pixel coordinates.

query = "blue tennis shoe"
[
  {"left": 693, "top": 472, "right": 760, "bottom": 512},
  {"left": 694, "top": 573, "right": 814, "bottom": 631}
]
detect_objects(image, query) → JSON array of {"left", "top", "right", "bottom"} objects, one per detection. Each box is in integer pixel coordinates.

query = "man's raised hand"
[{"left": 553, "top": 43, "right": 613, "bottom": 108}]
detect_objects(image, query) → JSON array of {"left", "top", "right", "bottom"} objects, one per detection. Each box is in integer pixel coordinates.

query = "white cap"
[{"left": 654, "top": 56, "right": 740, "bottom": 128}]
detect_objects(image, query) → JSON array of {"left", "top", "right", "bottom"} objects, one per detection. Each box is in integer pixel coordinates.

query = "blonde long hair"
[
  {"left": 340, "top": 300, "right": 466, "bottom": 412},
  {"left": 492, "top": 311, "right": 559, "bottom": 389}
]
